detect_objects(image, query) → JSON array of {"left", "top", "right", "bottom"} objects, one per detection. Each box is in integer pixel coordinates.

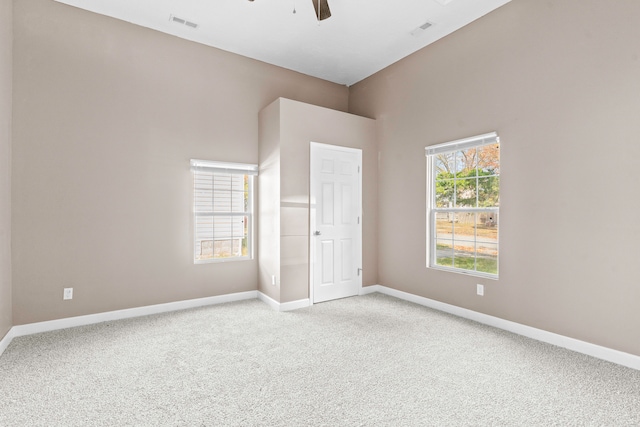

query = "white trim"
[
  {"left": 257, "top": 291, "right": 280, "bottom": 311},
  {"left": 370, "top": 285, "right": 640, "bottom": 371},
  {"left": 0, "top": 328, "right": 14, "bottom": 355},
  {"left": 0, "top": 290, "right": 313, "bottom": 358},
  {"left": 280, "top": 298, "right": 311, "bottom": 312},
  {"left": 190, "top": 159, "right": 258, "bottom": 175},
  {"left": 359, "top": 284, "right": 381, "bottom": 295},
  {"left": 4, "top": 286, "right": 636, "bottom": 371},
  {"left": 11, "top": 291, "right": 258, "bottom": 338},
  {"left": 257, "top": 292, "right": 310, "bottom": 312},
  {"left": 425, "top": 131, "right": 498, "bottom": 156},
  {"left": 429, "top": 264, "right": 499, "bottom": 281},
  {"left": 310, "top": 141, "right": 362, "bottom": 154}
]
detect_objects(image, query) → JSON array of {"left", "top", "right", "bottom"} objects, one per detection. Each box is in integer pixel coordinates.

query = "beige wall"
[
  {"left": 11, "top": 0, "right": 348, "bottom": 324},
  {"left": 258, "top": 100, "right": 281, "bottom": 302},
  {"left": 349, "top": 0, "right": 640, "bottom": 356},
  {"left": 0, "top": 0, "right": 12, "bottom": 338},
  {"left": 259, "top": 98, "right": 377, "bottom": 303}
]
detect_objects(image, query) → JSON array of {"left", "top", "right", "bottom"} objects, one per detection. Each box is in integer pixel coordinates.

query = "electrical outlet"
[
  {"left": 477, "top": 284, "right": 484, "bottom": 296},
  {"left": 271, "top": 275, "right": 276, "bottom": 286},
  {"left": 63, "top": 287, "right": 73, "bottom": 300}
]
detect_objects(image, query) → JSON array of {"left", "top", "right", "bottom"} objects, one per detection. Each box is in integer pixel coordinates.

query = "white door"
[{"left": 310, "top": 143, "right": 362, "bottom": 304}]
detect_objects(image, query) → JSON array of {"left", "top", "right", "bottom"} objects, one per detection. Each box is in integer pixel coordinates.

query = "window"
[
  {"left": 191, "top": 160, "right": 257, "bottom": 263},
  {"left": 426, "top": 132, "right": 500, "bottom": 278}
]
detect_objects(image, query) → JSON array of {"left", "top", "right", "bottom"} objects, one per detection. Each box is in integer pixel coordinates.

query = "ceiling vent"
[
  {"left": 170, "top": 15, "right": 198, "bottom": 29},
  {"left": 410, "top": 21, "right": 434, "bottom": 36}
]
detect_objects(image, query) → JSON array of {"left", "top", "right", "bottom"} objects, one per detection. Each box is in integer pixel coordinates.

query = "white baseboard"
[
  {"left": 368, "top": 284, "right": 640, "bottom": 371},
  {"left": 257, "top": 292, "right": 310, "bottom": 312},
  {"left": 0, "top": 328, "right": 14, "bottom": 356},
  {"left": 281, "top": 298, "right": 311, "bottom": 311},
  {"left": 8, "top": 290, "right": 259, "bottom": 341},
  {"left": 360, "top": 285, "right": 379, "bottom": 296},
  {"left": 0, "top": 289, "right": 311, "bottom": 358},
  {"left": 257, "top": 292, "right": 280, "bottom": 310},
  {"left": 3, "top": 285, "right": 637, "bottom": 371}
]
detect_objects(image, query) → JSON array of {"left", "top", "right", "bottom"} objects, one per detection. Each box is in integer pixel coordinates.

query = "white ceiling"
[{"left": 54, "top": 0, "right": 511, "bottom": 86}]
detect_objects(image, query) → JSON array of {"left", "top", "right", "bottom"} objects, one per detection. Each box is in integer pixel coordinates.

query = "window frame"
[
  {"left": 425, "top": 132, "right": 500, "bottom": 279},
  {"left": 191, "top": 159, "right": 257, "bottom": 264}
]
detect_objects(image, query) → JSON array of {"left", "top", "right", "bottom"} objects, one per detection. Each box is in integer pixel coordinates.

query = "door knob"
[{"left": 313, "top": 231, "right": 321, "bottom": 236}]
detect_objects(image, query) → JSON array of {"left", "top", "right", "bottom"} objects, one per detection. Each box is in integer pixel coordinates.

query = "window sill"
[
  {"left": 195, "top": 257, "right": 253, "bottom": 264},
  {"left": 428, "top": 265, "right": 498, "bottom": 280}
]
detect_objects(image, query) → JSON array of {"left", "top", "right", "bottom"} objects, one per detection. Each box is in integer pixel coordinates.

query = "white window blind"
[
  {"left": 191, "top": 160, "right": 257, "bottom": 262},
  {"left": 190, "top": 160, "right": 258, "bottom": 176},
  {"left": 425, "top": 132, "right": 498, "bottom": 156}
]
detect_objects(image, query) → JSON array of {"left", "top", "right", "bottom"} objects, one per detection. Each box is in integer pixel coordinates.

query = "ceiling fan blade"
[{"left": 311, "top": 0, "right": 331, "bottom": 21}]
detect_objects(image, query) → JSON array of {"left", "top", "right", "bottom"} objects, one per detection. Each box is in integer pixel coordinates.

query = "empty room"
[{"left": 1, "top": 0, "right": 639, "bottom": 425}]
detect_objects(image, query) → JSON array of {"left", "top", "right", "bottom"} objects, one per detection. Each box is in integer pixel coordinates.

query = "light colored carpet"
[{"left": 1, "top": 293, "right": 639, "bottom": 426}]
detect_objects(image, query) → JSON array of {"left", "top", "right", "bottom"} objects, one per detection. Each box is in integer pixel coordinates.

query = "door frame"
[{"left": 309, "top": 142, "right": 363, "bottom": 305}]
